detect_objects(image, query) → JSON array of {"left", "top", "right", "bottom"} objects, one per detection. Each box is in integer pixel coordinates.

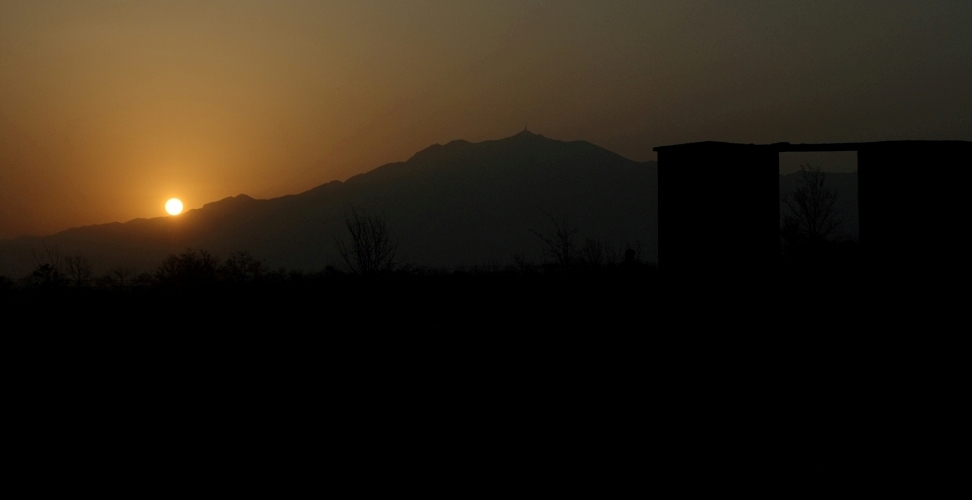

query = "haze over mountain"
[{"left": 0, "top": 131, "right": 659, "bottom": 277}]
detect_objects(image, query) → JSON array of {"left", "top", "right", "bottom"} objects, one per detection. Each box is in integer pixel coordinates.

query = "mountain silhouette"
[{"left": 0, "top": 131, "right": 658, "bottom": 276}]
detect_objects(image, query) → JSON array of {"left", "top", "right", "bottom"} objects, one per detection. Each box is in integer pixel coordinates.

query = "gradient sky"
[{"left": 2, "top": 0, "right": 970, "bottom": 238}]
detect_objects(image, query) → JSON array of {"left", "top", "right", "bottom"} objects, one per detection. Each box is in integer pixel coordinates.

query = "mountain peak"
[
  {"left": 512, "top": 127, "right": 542, "bottom": 139},
  {"left": 199, "top": 194, "right": 258, "bottom": 213},
  {"left": 204, "top": 193, "right": 254, "bottom": 206}
]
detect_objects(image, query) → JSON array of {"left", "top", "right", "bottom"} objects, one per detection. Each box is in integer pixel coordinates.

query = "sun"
[{"left": 165, "top": 198, "right": 184, "bottom": 216}]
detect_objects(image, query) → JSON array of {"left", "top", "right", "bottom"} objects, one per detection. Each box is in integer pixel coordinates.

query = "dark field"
[{"left": 5, "top": 266, "right": 928, "bottom": 492}]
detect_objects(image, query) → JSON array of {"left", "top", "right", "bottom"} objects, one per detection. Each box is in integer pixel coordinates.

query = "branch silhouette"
[{"left": 335, "top": 206, "right": 397, "bottom": 276}]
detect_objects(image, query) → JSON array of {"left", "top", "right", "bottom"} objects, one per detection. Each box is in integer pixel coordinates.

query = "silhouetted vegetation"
[
  {"left": 779, "top": 165, "right": 858, "bottom": 274},
  {"left": 532, "top": 212, "right": 579, "bottom": 272},
  {"left": 156, "top": 248, "right": 220, "bottom": 288},
  {"left": 5, "top": 236, "right": 661, "bottom": 300},
  {"left": 64, "top": 254, "right": 92, "bottom": 287},
  {"left": 782, "top": 165, "right": 843, "bottom": 252},
  {"left": 24, "top": 263, "right": 65, "bottom": 289},
  {"left": 23, "top": 244, "right": 66, "bottom": 288},
  {"left": 221, "top": 250, "right": 265, "bottom": 283},
  {"left": 335, "top": 206, "right": 398, "bottom": 276}
]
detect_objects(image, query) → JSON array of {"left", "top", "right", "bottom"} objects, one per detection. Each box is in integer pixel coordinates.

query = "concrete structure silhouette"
[{"left": 653, "top": 140, "right": 972, "bottom": 282}]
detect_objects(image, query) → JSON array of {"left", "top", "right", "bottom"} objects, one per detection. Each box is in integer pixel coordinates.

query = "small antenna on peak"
[{"left": 524, "top": 121, "right": 529, "bottom": 133}]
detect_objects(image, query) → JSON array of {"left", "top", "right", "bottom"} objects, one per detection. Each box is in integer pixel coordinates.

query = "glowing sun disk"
[{"left": 165, "top": 198, "right": 183, "bottom": 216}]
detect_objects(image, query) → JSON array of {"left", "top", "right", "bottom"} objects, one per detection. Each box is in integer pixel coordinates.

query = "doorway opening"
[{"left": 779, "top": 151, "right": 859, "bottom": 243}]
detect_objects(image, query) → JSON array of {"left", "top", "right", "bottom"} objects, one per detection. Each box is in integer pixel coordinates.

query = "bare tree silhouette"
[
  {"left": 580, "top": 238, "right": 604, "bottom": 268},
  {"left": 335, "top": 206, "right": 397, "bottom": 276},
  {"left": 532, "top": 211, "right": 578, "bottom": 271},
  {"left": 221, "top": 250, "right": 264, "bottom": 283},
  {"left": 64, "top": 254, "right": 93, "bottom": 287},
  {"left": 110, "top": 267, "right": 136, "bottom": 289},
  {"left": 782, "top": 165, "right": 842, "bottom": 253},
  {"left": 97, "top": 266, "right": 137, "bottom": 290}
]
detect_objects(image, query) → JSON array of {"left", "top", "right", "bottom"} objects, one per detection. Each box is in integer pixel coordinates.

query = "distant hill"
[{"left": 0, "top": 131, "right": 658, "bottom": 277}]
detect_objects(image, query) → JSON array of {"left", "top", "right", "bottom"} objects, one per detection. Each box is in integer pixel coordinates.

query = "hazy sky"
[{"left": 2, "top": 0, "right": 970, "bottom": 238}]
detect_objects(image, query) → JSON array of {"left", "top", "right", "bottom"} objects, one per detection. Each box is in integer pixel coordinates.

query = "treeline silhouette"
[{"left": 2, "top": 238, "right": 658, "bottom": 299}]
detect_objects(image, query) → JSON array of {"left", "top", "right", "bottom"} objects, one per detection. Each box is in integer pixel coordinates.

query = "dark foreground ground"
[{"left": 2, "top": 269, "right": 952, "bottom": 493}]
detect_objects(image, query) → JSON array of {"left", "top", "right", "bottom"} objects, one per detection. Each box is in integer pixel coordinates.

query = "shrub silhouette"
[
  {"left": 25, "top": 245, "right": 66, "bottom": 288},
  {"left": 25, "top": 263, "right": 65, "bottom": 289}
]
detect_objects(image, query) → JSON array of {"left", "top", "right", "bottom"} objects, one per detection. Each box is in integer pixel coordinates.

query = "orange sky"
[{"left": 2, "top": 0, "right": 970, "bottom": 239}]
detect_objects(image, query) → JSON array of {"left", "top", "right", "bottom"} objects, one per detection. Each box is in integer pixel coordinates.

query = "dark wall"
[
  {"left": 658, "top": 143, "right": 778, "bottom": 282},
  {"left": 858, "top": 141, "right": 972, "bottom": 284}
]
